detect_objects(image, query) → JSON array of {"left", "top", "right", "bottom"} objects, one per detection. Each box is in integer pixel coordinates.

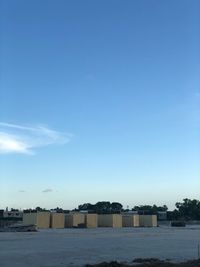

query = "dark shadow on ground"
[{"left": 85, "top": 258, "right": 200, "bottom": 267}]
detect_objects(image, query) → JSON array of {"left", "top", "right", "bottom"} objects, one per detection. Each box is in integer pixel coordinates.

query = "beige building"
[
  {"left": 4, "top": 210, "right": 23, "bottom": 219},
  {"left": 122, "top": 214, "right": 139, "bottom": 227},
  {"left": 139, "top": 215, "right": 157, "bottom": 227},
  {"left": 98, "top": 214, "right": 122, "bottom": 228},
  {"left": 50, "top": 213, "right": 65, "bottom": 228},
  {"left": 23, "top": 212, "right": 50, "bottom": 228},
  {"left": 65, "top": 213, "right": 85, "bottom": 228},
  {"left": 85, "top": 214, "right": 98, "bottom": 228}
]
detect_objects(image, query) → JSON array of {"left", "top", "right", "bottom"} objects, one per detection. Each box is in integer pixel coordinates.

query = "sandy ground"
[{"left": 0, "top": 226, "right": 200, "bottom": 267}]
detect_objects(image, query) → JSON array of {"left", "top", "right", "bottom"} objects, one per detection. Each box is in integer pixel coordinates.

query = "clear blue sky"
[{"left": 0, "top": 0, "right": 199, "bottom": 210}]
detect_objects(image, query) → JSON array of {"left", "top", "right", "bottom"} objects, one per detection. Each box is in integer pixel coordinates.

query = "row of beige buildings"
[{"left": 23, "top": 212, "right": 157, "bottom": 229}]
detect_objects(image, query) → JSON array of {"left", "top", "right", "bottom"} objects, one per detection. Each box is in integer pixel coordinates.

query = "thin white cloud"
[
  {"left": 0, "top": 122, "right": 71, "bottom": 155},
  {"left": 42, "top": 188, "right": 53, "bottom": 193}
]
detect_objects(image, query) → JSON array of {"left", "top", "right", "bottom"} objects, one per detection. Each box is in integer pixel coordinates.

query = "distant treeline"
[
  {"left": 21, "top": 198, "right": 200, "bottom": 221},
  {"left": 76, "top": 202, "right": 168, "bottom": 215}
]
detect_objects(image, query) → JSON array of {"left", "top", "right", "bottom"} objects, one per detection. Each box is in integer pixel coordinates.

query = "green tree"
[
  {"left": 111, "top": 202, "right": 123, "bottom": 213},
  {"left": 175, "top": 198, "right": 200, "bottom": 220}
]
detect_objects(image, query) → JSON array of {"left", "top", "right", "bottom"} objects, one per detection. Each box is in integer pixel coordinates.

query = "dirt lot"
[{"left": 0, "top": 226, "right": 200, "bottom": 267}]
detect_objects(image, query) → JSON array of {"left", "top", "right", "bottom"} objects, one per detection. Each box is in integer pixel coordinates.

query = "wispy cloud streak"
[
  {"left": 0, "top": 122, "right": 71, "bottom": 154},
  {"left": 42, "top": 188, "right": 53, "bottom": 193}
]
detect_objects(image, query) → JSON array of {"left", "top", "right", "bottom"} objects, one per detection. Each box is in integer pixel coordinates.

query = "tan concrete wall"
[
  {"left": 37, "top": 212, "right": 50, "bottom": 228},
  {"left": 50, "top": 213, "right": 65, "bottom": 228},
  {"left": 139, "top": 215, "right": 157, "bottom": 227},
  {"left": 65, "top": 213, "right": 85, "bottom": 228},
  {"left": 65, "top": 214, "right": 73, "bottom": 227},
  {"left": 98, "top": 214, "right": 122, "bottom": 227},
  {"left": 133, "top": 214, "right": 140, "bottom": 227},
  {"left": 23, "top": 212, "right": 50, "bottom": 228},
  {"left": 122, "top": 215, "right": 132, "bottom": 227},
  {"left": 152, "top": 215, "right": 157, "bottom": 227},
  {"left": 85, "top": 214, "right": 98, "bottom": 228},
  {"left": 23, "top": 213, "right": 37, "bottom": 225},
  {"left": 73, "top": 213, "right": 85, "bottom": 227},
  {"left": 122, "top": 215, "right": 140, "bottom": 227},
  {"left": 122, "top": 215, "right": 134, "bottom": 227},
  {"left": 98, "top": 214, "right": 111, "bottom": 227},
  {"left": 113, "top": 214, "right": 122, "bottom": 228}
]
